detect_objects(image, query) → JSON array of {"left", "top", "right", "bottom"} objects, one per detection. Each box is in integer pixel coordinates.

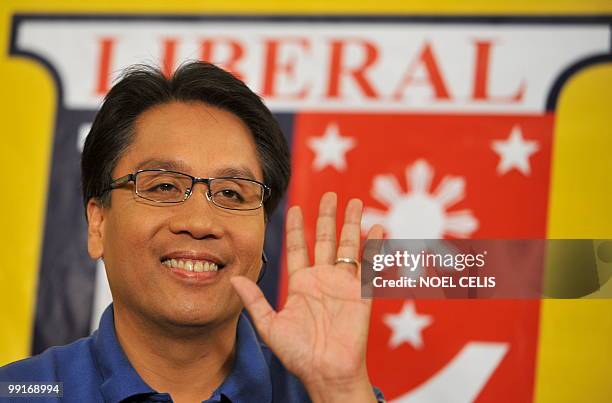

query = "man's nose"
[{"left": 168, "top": 185, "right": 224, "bottom": 239}]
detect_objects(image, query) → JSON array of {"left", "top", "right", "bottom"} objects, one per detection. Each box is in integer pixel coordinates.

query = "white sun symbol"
[{"left": 362, "top": 159, "right": 478, "bottom": 238}]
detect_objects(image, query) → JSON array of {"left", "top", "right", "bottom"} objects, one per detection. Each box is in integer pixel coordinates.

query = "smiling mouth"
[{"left": 161, "top": 258, "right": 222, "bottom": 273}]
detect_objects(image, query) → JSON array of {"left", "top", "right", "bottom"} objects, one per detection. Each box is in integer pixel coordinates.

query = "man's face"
[{"left": 87, "top": 101, "right": 266, "bottom": 328}]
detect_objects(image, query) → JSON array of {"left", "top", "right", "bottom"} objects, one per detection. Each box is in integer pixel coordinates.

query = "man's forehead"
[{"left": 135, "top": 157, "right": 259, "bottom": 181}]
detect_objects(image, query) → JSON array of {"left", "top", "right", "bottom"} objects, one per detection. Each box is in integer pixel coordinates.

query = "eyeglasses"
[{"left": 105, "top": 169, "right": 271, "bottom": 211}]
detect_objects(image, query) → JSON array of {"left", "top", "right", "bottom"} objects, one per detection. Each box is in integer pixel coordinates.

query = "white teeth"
[{"left": 163, "top": 259, "right": 219, "bottom": 273}]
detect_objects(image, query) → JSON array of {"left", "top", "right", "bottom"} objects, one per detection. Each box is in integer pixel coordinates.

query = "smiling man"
[{"left": 1, "top": 62, "right": 384, "bottom": 403}]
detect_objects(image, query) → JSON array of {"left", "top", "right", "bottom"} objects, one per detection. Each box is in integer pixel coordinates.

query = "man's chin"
[{"left": 153, "top": 304, "right": 240, "bottom": 332}]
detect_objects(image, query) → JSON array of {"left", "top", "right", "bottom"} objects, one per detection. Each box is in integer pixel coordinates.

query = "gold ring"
[{"left": 334, "top": 257, "right": 360, "bottom": 267}]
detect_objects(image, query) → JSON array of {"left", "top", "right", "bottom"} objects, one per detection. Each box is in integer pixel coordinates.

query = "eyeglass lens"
[{"left": 135, "top": 171, "right": 264, "bottom": 210}]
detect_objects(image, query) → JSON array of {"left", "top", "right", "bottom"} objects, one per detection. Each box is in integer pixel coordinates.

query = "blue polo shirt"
[{"left": 0, "top": 304, "right": 311, "bottom": 402}]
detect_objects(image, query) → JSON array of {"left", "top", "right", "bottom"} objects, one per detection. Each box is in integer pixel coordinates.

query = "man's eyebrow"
[
  {"left": 136, "top": 158, "right": 191, "bottom": 172},
  {"left": 135, "top": 159, "right": 258, "bottom": 181},
  {"left": 214, "top": 166, "right": 258, "bottom": 181}
]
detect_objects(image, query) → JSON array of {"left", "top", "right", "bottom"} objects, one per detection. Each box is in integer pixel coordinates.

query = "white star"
[
  {"left": 307, "top": 123, "right": 356, "bottom": 171},
  {"left": 383, "top": 301, "right": 433, "bottom": 349},
  {"left": 491, "top": 125, "right": 539, "bottom": 176}
]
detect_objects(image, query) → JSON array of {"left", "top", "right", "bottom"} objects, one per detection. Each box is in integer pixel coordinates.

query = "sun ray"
[
  {"left": 370, "top": 174, "right": 404, "bottom": 207},
  {"left": 433, "top": 176, "right": 465, "bottom": 208},
  {"left": 423, "top": 239, "right": 460, "bottom": 257},
  {"left": 407, "top": 159, "right": 433, "bottom": 194},
  {"left": 364, "top": 159, "right": 479, "bottom": 240},
  {"left": 443, "top": 210, "right": 479, "bottom": 238}
]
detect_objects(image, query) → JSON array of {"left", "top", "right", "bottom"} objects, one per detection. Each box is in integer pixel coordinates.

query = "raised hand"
[{"left": 231, "top": 192, "right": 383, "bottom": 403}]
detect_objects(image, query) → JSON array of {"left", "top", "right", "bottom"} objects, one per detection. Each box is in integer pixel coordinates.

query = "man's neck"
[{"left": 113, "top": 305, "right": 237, "bottom": 402}]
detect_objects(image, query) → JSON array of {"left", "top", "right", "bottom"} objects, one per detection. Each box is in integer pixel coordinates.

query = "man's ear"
[{"left": 87, "top": 198, "right": 106, "bottom": 260}]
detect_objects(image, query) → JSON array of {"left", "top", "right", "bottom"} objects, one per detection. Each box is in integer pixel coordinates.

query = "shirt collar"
[
  {"left": 212, "top": 313, "right": 272, "bottom": 403},
  {"left": 93, "top": 304, "right": 156, "bottom": 403},
  {"left": 92, "top": 304, "right": 272, "bottom": 403}
]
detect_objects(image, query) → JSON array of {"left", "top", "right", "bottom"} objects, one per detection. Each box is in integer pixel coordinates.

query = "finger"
[
  {"left": 230, "top": 276, "right": 276, "bottom": 342},
  {"left": 361, "top": 224, "right": 385, "bottom": 278},
  {"left": 314, "top": 192, "right": 337, "bottom": 266},
  {"left": 358, "top": 224, "right": 385, "bottom": 304},
  {"left": 285, "top": 205, "right": 309, "bottom": 276},
  {"left": 335, "top": 198, "right": 364, "bottom": 275}
]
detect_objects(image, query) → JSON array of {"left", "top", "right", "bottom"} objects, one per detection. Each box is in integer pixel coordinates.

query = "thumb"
[{"left": 230, "top": 276, "right": 276, "bottom": 340}]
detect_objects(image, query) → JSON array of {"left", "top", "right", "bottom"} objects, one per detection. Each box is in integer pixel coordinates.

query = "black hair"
[{"left": 81, "top": 61, "right": 290, "bottom": 218}]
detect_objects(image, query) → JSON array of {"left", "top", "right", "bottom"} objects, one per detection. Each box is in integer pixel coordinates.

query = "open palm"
[{"left": 231, "top": 193, "right": 383, "bottom": 402}]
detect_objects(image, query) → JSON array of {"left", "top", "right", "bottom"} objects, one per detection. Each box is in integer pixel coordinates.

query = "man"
[{"left": 1, "top": 61, "right": 384, "bottom": 402}]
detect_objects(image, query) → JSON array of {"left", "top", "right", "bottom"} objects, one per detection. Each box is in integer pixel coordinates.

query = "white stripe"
[{"left": 391, "top": 342, "right": 509, "bottom": 403}]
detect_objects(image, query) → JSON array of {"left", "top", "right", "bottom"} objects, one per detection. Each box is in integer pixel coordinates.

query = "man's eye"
[
  {"left": 216, "top": 189, "right": 245, "bottom": 201},
  {"left": 150, "top": 183, "right": 179, "bottom": 192}
]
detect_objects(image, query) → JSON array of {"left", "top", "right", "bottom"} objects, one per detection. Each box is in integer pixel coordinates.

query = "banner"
[{"left": 1, "top": 3, "right": 611, "bottom": 402}]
